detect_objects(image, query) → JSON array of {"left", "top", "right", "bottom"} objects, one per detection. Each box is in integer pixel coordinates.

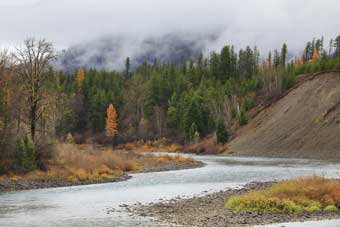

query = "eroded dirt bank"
[{"left": 229, "top": 72, "right": 340, "bottom": 160}]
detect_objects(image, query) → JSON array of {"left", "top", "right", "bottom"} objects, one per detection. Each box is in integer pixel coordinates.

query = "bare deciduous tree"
[{"left": 13, "top": 38, "right": 56, "bottom": 144}]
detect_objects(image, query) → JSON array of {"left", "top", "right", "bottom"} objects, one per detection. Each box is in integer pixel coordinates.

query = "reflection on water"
[{"left": 1, "top": 155, "right": 340, "bottom": 226}]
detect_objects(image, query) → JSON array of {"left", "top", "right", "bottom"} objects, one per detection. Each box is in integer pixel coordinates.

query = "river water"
[{"left": 1, "top": 155, "right": 340, "bottom": 227}]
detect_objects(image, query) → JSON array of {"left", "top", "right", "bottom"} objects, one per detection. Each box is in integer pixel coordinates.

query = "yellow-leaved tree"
[
  {"left": 76, "top": 67, "right": 85, "bottom": 88},
  {"left": 105, "top": 103, "right": 118, "bottom": 138},
  {"left": 310, "top": 48, "right": 318, "bottom": 63},
  {"left": 294, "top": 56, "right": 302, "bottom": 67}
]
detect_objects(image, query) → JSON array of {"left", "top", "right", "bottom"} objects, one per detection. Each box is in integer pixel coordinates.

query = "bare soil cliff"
[{"left": 229, "top": 72, "right": 340, "bottom": 159}]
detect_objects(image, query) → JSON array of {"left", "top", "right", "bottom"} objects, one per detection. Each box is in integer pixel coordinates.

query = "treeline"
[{"left": 1, "top": 35, "right": 340, "bottom": 173}]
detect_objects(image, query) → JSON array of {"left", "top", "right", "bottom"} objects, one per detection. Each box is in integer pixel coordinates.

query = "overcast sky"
[{"left": 1, "top": 0, "right": 339, "bottom": 53}]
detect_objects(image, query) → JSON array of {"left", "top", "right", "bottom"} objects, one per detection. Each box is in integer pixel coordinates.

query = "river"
[{"left": 1, "top": 155, "right": 340, "bottom": 227}]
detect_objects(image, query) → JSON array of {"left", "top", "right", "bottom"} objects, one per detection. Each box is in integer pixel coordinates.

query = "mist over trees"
[
  {"left": 54, "top": 33, "right": 214, "bottom": 72},
  {"left": 1, "top": 35, "right": 340, "bottom": 174}
]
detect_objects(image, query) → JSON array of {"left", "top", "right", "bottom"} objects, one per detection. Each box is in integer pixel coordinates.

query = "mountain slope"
[
  {"left": 229, "top": 72, "right": 340, "bottom": 159},
  {"left": 54, "top": 33, "right": 216, "bottom": 71}
]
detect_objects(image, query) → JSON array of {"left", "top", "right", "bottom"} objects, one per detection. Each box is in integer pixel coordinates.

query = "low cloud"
[{"left": 1, "top": 0, "right": 339, "bottom": 69}]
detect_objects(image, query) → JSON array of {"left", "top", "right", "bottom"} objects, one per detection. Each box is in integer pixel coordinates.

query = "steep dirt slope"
[{"left": 229, "top": 72, "right": 340, "bottom": 159}]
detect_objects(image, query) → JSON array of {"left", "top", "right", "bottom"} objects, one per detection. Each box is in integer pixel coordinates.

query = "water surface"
[{"left": 1, "top": 155, "right": 340, "bottom": 227}]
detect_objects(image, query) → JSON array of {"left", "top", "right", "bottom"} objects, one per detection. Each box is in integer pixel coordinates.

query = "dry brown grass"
[
  {"left": 226, "top": 176, "right": 340, "bottom": 213},
  {"left": 116, "top": 138, "right": 183, "bottom": 153},
  {"left": 185, "top": 134, "right": 228, "bottom": 154},
  {"left": 1, "top": 143, "right": 196, "bottom": 182},
  {"left": 54, "top": 144, "right": 141, "bottom": 173}
]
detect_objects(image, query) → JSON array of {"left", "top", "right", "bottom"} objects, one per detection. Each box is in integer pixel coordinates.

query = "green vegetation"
[
  {"left": 16, "top": 136, "right": 36, "bottom": 172},
  {"left": 294, "top": 58, "right": 340, "bottom": 75},
  {"left": 216, "top": 120, "right": 229, "bottom": 144},
  {"left": 0, "top": 34, "right": 340, "bottom": 173},
  {"left": 1, "top": 143, "right": 197, "bottom": 183},
  {"left": 238, "top": 108, "right": 248, "bottom": 126},
  {"left": 324, "top": 205, "right": 338, "bottom": 212},
  {"left": 226, "top": 176, "right": 340, "bottom": 213}
]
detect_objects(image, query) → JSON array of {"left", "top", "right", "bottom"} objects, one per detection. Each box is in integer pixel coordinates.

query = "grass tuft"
[
  {"left": 0, "top": 143, "right": 196, "bottom": 183},
  {"left": 226, "top": 176, "right": 340, "bottom": 213}
]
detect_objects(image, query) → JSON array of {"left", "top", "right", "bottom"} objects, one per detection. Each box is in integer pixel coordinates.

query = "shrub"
[
  {"left": 189, "top": 123, "right": 198, "bottom": 143},
  {"left": 66, "top": 133, "right": 74, "bottom": 144},
  {"left": 238, "top": 109, "right": 248, "bottom": 126},
  {"left": 16, "top": 136, "right": 36, "bottom": 172},
  {"left": 231, "top": 107, "right": 237, "bottom": 119},
  {"left": 67, "top": 167, "right": 88, "bottom": 181},
  {"left": 226, "top": 176, "right": 340, "bottom": 213},
  {"left": 324, "top": 205, "right": 338, "bottom": 212},
  {"left": 53, "top": 144, "right": 194, "bottom": 180},
  {"left": 242, "top": 97, "right": 254, "bottom": 111},
  {"left": 305, "top": 205, "right": 321, "bottom": 212},
  {"left": 216, "top": 120, "right": 229, "bottom": 144},
  {"left": 226, "top": 193, "right": 303, "bottom": 213},
  {"left": 293, "top": 58, "right": 340, "bottom": 75}
]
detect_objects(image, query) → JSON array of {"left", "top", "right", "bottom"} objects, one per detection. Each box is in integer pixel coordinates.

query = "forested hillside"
[{"left": 1, "top": 35, "right": 340, "bottom": 173}]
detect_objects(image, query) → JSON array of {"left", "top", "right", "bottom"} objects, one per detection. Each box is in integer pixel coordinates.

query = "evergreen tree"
[
  {"left": 17, "top": 136, "right": 36, "bottom": 172},
  {"left": 315, "top": 37, "right": 324, "bottom": 55},
  {"left": 320, "top": 51, "right": 329, "bottom": 70},
  {"left": 303, "top": 41, "right": 312, "bottom": 63},
  {"left": 273, "top": 50, "right": 280, "bottom": 68},
  {"left": 189, "top": 122, "right": 199, "bottom": 143},
  {"left": 183, "top": 95, "right": 209, "bottom": 139},
  {"left": 220, "top": 45, "right": 232, "bottom": 81},
  {"left": 267, "top": 51, "right": 272, "bottom": 68},
  {"left": 125, "top": 57, "right": 130, "bottom": 77},
  {"left": 280, "top": 43, "right": 287, "bottom": 67},
  {"left": 238, "top": 108, "right": 248, "bottom": 126},
  {"left": 216, "top": 120, "right": 228, "bottom": 144},
  {"left": 238, "top": 46, "right": 256, "bottom": 79},
  {"left": 334, "top": 35, "right": 340, "bottom": 58},
  {"left": 210, "top": 52, "right": 220, "bottom": 79}
]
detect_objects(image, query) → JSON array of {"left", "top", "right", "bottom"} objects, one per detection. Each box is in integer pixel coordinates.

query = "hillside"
[
  {"left": 229, "top": 71, "right": 340, "bottom": 159},
  {"left": 54, "top": 33, "right": 215, "bottom": 71}
]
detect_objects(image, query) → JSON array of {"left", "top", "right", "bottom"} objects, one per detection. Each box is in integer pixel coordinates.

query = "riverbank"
[
  {"left": 0, "top": 144, "right": 203, "bottom": 192},
  {"left": 0, "top": 162, "right": 203, "bottom": 192},
  {"left": 128, "top": 182, "right": 340, "bottom": 227}
]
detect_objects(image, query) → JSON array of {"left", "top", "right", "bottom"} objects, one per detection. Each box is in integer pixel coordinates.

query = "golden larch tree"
[
  {"left": 76, "top": 67, "right": 85, "bottom": 88},
  {"left": 294, "top": 56, "right": 302, "bottom": 67},
  {"left": 310, "top": 48, "right": 318, "bottom": 63},
  {"left": 105, "top": 103, "right": 118, "bottom": 138}
]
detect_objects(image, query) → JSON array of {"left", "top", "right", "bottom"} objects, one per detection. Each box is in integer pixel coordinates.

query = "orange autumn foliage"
[
  {"left": 105, "top": 103, "right": 118, "bottom": 138},
  {"left": 309, "top": 48, "right": 319, "bottom": 64},
  {"left": 294, "top": 56, "right": 302, "bottom": 67},
  {"left": 76, "top": 67, "right": 85, "bottom": 88}
]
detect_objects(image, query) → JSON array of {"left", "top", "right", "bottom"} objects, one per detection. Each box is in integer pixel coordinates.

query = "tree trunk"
[{"left": 30, "top": 103, "right": 37, "bottom": 143}]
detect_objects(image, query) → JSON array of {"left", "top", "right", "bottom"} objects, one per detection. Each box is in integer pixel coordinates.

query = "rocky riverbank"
[
  {"left": 128, "top": 182, "right": 340, "bottom": 227},
  {"left": 139, "top": 161, "right": 204, "bottom": 173},
  {"left": 0, "top": 173, "right": 131, "bottom": 192}
]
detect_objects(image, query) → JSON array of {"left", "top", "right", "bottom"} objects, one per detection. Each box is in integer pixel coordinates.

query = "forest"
[{"left": 0, "top": 35, "right": 340, "bottom": 174}]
